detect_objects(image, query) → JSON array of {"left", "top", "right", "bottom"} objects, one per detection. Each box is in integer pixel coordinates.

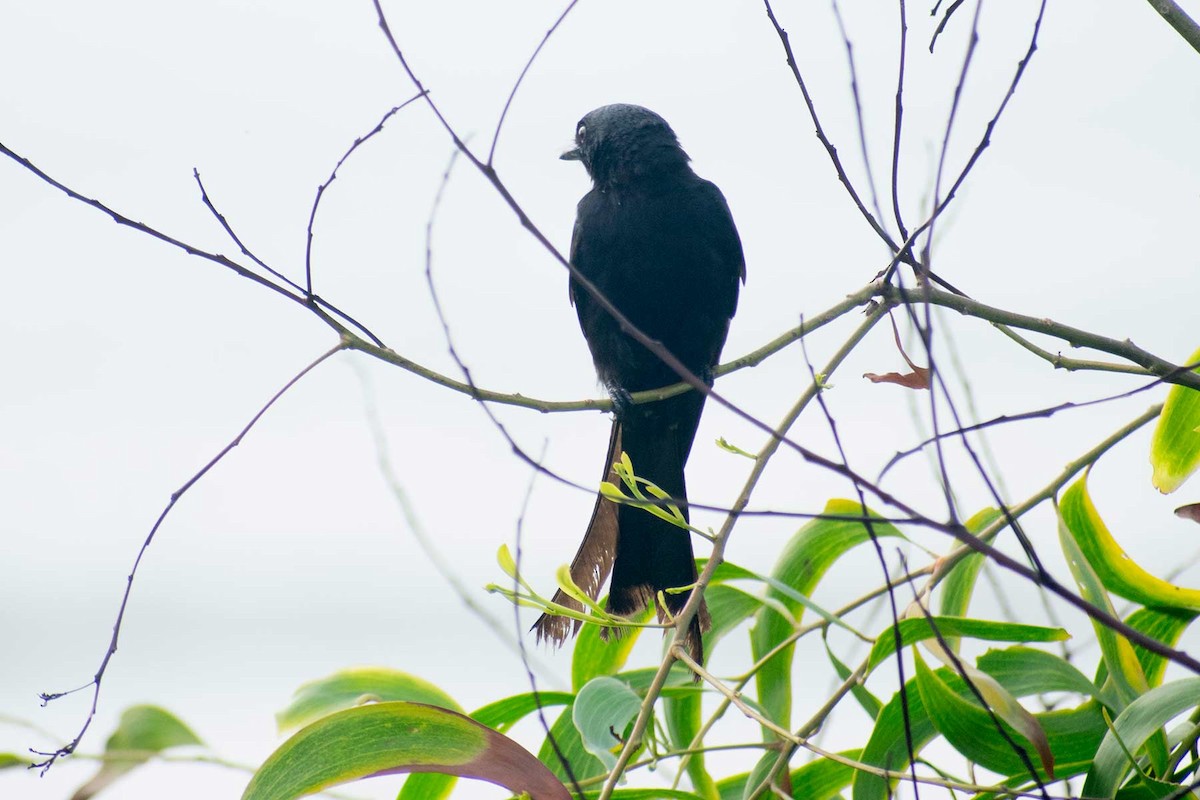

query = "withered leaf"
[{"left": 1175, "top": 503, "right": 1200, "bottom": 524}]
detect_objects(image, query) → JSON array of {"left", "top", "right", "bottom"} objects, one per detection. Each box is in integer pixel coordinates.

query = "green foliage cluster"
[{"left": 11, "top": 362, "right": 1200, "bottom": 800}]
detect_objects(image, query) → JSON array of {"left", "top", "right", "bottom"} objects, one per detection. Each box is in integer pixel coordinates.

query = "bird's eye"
[{"left": 576, "top": 123, "right": 586, "bottom": 143}]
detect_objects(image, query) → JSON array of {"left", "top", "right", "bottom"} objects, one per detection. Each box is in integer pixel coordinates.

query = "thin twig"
[
  {"left": 930, "top": 0, "right": 968, "bottom": 52},
  {"left": 194, "top": 169, "right": 386, "bottom": 348},
  {"left": 831, "top": 0, "right": 888, "bottom": 228},
  {"left": 598, "top": 307, "right": 890, "bottom": 800},
  {"left": 1144, "top": 0, "right": 1200, "bottom": 54},
  {"left": 305, "top": 94, "right": 427, "bottom": 296},
  {"left": 487, "top": 0, "right": 581, "bottom": 165},
  {"left": 890, "top": 0, "right": 911, "bottom": 243},
  {"left": 879, "top": 374, "right": 1169, "bottom": 477},
  {"left": 510, "top": 441, "right": 584, "bottom": 799},
  {"left": 353, "top": 360, "right": 542, "bottom": 661},
  {"left": 31, "top": 343, "right": 345, "bottom": 771},
  {"left": 341, "top": 280, "right": 877, "bottom": 414},
  {"left": 193, "top": 169, "right": 307, "bottom": 295},
  {"left": 785, "top": 327, "right": 917, "bottom": 796},
  {"left": 879, "top": 283, "right": 1200, "bottom": 391},
  {"left": 920, "top": 0, "right": 982, "bottom": 267},
  {"left": 0, "top": 141, "right": 306, "bottom": 307},
  {"left": 882, "top": 0, "right": 1049, "bottom": 284},
  {"left": 761, "top": 0, "right": 906, "bottom": 259}
]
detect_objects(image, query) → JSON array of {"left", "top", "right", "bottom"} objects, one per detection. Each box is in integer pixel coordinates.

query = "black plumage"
[{"left": 533, "top": 104, "right": 745, "bottom": 665}]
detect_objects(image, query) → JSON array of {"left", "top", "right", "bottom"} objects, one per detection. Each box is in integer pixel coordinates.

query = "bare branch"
[
  {"left": 880, "top": 283, "right": 1200, "bottom": 391},
  {"left": 487, "top": 0, "right": 581, "bottom": 165},
  {"left": 1144, "top": 0, "right": 1200, "bottom": 54},
  {"left": 890, "top": 0, "right": 911, "bottom": 242},
  {"left": 32, "top": 343, "right": 345, "bottom": 772},
  {"left": 761, "top": 0, "right": 906, "bottom": 258},
  {"left": 305, "top": 94, "right": 427, "bottom": 298}
]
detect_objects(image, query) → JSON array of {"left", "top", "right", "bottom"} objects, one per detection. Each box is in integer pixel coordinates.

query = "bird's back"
[{"left": 569, "top": 169, "right": 744, "bottom": 395}]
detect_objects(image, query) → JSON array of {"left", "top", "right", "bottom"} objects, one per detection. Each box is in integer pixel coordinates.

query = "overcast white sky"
[{"left": 3, "top": 1, "right": 1200, "bottom": 798}]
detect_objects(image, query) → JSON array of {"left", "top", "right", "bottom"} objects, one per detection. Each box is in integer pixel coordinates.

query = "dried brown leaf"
[{"left": 1175, "top": 503, "right": 1200, "bottom": 524}]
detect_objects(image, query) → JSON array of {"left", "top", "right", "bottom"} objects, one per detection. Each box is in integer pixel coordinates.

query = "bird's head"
[{"left": 561, "top": 104, "right": 690, "bottom": 188}]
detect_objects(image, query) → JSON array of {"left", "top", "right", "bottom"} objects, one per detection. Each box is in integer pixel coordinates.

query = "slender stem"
[
  {"left": 341, "top": 282, "right": 877, "bottom": 413},
  {"left": 596, "top": 307, "right": 889, "bottom": 800},
  {"left": 931, "top": 403, "right": 1163, "bottom": 582},
  {"left": 1144, "top": 0, "right": 1200, "bottom": 54},
  {"left": 879, "top": 284, "right": 1200, "bottom": 391}
]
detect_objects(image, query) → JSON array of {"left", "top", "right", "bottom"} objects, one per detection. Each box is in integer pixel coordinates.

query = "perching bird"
[{"left": 533, "top": 104, "right": 745, "bottom": 665}]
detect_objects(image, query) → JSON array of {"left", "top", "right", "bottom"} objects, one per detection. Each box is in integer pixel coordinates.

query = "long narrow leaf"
[
  {"left": 243, "top": 702, "right": 569, "bottom": 800},
  {"left": 1060, "top": 475, "right": 1200, "bottom": 611},
  {"left": 471, "top": 692, "right": 574, "bottom": 734},
  {"left": 275, "top": 667, "right": 461, "bottom": 732},
  {"left": 1084, "top": 678, "right": 1200, "bottom": 798},
  {"left": 938, "top": 508, "right": 1002, "bottom": 650},
  {"left": 866, "top": 616, "right": 1067, "bottom": 674},
  {"left": 1057, "top": 506, "right": 1150, "bottom": 709},
  {"left": 1150, "top": 344, "right": 1200, "bottom": 493},
  {"left": 70, "top": 705, "right": 202, "bottom": 800},
  {"left": 751, "top": 499, "right": 906, "bottom": 730}
]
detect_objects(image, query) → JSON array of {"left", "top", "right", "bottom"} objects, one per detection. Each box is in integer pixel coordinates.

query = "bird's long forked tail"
[
  {"left": 531, "top": 423, "right": 622, "bottom": 647},
  {"left": 532, "top": 418, "right": 711, "bottom": 665}
]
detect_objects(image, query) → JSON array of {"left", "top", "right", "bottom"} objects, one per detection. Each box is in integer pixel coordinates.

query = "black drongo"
[{"left": 533, "top": 104, "right": 745, "bottom": 665}]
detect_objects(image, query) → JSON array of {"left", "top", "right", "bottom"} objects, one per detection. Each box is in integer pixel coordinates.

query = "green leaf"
[
  {"left": 103, "top": 704, "right": 202, "bottom": 751},
  {"left": 1150, "top": 344, "right": 1200, "bottom": 493},
  {"left": 740, "top": 751, "right": 777, "bottom": 800},
  {"left": 1124, "top": 607, "right": 1200, "bottom": 688},
  {"left": 707, "top": 558, "right": 863, "bottom": 637},
  {"left": 1084, "top": 677, "right": 1200, "bottom": 798},
  {"left": 0, "top": 753, "right": 26, "bottom": 769},
  {"left": 703, "top": 584, "right": 763, "bottom": 650},
  {"left": 716, "top": 749, "right": 859, "bottom": 800},
  {"left": 538, "top": 703, "right": 606, "bottom": 784},
  {"left": 242, "top": 701, "right": 569, "bottom": 800},
  {"left": 1116, "top": 776, "right": 1198, "bottom": 800},
  {"left": 706, "top": 561, "right": 760, "bottom": 583},
  {"left": 824, "top": 635, "right": 882, "bottom": 719},
  {"left": 70, "top": 705, "right": 202, "bottom": 800},
  {"left": 595, "top": 790, "right": 710, "bottom": 798},
  {"left": 1057, "top": 506, "right": 1171, "bottom": 776},
  {"left": 976, "top": 646, "right": 1099, "bottom": 699},
  {"left": 572, "top": 600, "right": 649, "bottom": 691},
  {"left": 853, "top": 674, "right": 937, "bottom": 800},
  {"left": 915, "top": 652, "right": 1040, "bottom": 779},
  {"left": 662, "top": 670, "right": 717, "bottom": 799},
  {"left": 913, "top": 652, "right": 1107, "bottom": 780},
  {"left": 572, "top": 677, "right": 643, "bottom": 770},
  {"left": 853, "top": 655, "right": 1104, "bottom": 800},
  {"left": 786, "top": 750, "right": 860, "bottom": 800},
  {"left": 866, "top": 616, "right": 1068, "bottom": 673},
  {"left": 275, "top": 667, "right": 462, "bottom": 732},
  {"left": 471, "top": 692, "right": 574, "bottom": 734},
  {"left": 938, "top": 507, "right": 1002, "bottom": 650},
  {"left": 1094, "top": 607, "right": 1200, "bottom": 692},
  {"left": 750, "top": 499, "right": 906, "bottom": 730},
  {"left": 1060, "top": 475, "right": 1200, "bottom": 611},
  {"left": 396, "top": 772, "right": 455, "bottom": 800},
  {"left": 1057, "top": 506, "right": 1150, "bottom": 709}
]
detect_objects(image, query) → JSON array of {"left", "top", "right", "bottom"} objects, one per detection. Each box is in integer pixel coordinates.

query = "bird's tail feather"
[
  {"left": 605, "top": 395, "right": 710, "bottom": 665},
  {"left": 532, "top": 422, "right": 622, "bottom": 648},
  {"left": 532, "top": 401, "right": 712, "bottom": 666}
]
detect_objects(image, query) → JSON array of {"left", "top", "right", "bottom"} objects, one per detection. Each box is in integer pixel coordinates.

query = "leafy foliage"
[{"left": 7, "top": 3, "right": 1200, "bottom": 800}]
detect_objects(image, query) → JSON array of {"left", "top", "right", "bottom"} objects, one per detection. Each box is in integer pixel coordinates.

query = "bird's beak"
[{"left": 560, "top": 146, "right": 582, "bottom": 161}]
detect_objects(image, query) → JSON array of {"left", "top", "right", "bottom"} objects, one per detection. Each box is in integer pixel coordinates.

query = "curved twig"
[{"left": 31, "top": 343, "right": 345, "bottom": 772}]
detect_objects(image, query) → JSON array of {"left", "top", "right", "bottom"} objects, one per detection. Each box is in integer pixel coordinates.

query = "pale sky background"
[{"left": 3, "top": 1, "right": 1200, "bottom": 798}]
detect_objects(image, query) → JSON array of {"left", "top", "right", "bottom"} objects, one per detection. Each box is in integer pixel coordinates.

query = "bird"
[{"left": 533, "top": 104, "right": 745, "bottom": 666}]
